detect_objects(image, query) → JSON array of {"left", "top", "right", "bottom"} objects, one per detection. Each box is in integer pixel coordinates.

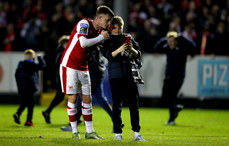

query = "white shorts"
[{"left": 59, "top": 65, "right": 91, "bottom": 95}]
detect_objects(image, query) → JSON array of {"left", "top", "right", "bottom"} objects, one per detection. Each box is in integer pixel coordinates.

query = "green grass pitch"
[{"left": 0, "top": 104, "right": 229, "bottom": 146}]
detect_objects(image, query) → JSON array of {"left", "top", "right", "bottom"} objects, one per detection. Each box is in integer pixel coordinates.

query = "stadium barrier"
[
  {"left": 138, "top": 54, "right": 229, "bottom": 98},
  {"left": 0, "top": 52, "right": 229, "bottom": 107}
]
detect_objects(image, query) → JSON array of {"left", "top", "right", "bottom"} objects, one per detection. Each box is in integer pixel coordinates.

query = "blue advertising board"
[{"left": 198, "top": 59, "right": 229, "bottom": 97}]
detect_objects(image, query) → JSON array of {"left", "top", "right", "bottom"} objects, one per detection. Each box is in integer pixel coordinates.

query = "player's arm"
[
  {"left": 79, "top": 30, "right": 109, "bottom": 48},
  {"left": 77, "top": 20, "right": 109, "bottom": 48}
]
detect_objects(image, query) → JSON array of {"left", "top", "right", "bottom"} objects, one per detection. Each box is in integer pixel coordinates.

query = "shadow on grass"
[
  {"left": 0, "top": 136, "right": 44, "bottom": 139},
  {"left": 164, "top": 124, "right": 204, "bottom": 129}
]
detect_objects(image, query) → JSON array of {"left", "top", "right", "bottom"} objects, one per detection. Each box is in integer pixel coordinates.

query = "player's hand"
[{"left": 101, "top": 30, "right": 109, "bottom": 39}]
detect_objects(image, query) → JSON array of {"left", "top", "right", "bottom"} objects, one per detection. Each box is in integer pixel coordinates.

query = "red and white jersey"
[{"left": 60, "top": 18, "right": 99, "bottom": 71}]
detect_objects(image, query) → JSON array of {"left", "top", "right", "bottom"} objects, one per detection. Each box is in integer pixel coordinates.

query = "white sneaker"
[
  {"left": 166, "top": 120, "right": 175, "bottom": 125},
  {"left": 133, "top": 134, "right": 145, "bottom": 141},
  {"left": 115, "top": 134, "right": 122, "bottom": 140}
]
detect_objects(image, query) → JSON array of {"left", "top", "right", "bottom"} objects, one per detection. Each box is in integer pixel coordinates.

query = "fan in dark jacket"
[
  {"left": 154, "top": 31, "right": 196, "bottom": 125},
  {"left": 103, "top": 16, "right": 145, "bottom": 141},
  {"left": 13, "top": 49, "right": 46, "bottom": 126},
  {"left": 42, "top": 35, "right": 69, "bottom": 124}
]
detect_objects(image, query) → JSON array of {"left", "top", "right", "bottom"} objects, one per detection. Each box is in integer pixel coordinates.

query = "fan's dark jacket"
[
  {"left": 15, "top": 56, "right": 46, "bottom": 94},
  {"left": 153, "top": 35, "right": 196, "bottom": 78},
  {"left": 102, "top": 34, "right": 142, "bottom": 79}
]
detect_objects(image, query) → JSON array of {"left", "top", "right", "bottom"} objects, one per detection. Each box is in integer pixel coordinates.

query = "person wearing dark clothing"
[
  {"left": 79, "top": 44, "right": 113, "bottom": 119},
  {"left": 103, "top": 16, "right": 145, "bottom": 141},
  {"left": 210, "top": 21, "right": 229, "bottom": 56},
  {"left": 154, "top": 31, "right": 196, "bottom": 125},
  {"left": 42, "top": 35, "right": 69, "bottom": 124},
  {"left": 13, "top": 49, "right": 46, "bottom": 126}
]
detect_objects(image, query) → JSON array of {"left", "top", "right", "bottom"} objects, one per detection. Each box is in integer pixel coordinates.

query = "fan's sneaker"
[
  {"left": 174, "top": 104, "right": 184, "bottom": 119},
  {"left": 115, "top": 134, "right": 122, "bottom": 140},
  {"left": 85, "top": 132, "right": 104, "bottom": 139},
  {"left": 133, "top": 134, "right": 145, "bottom": 141},
  {"left": 133, "top": 134, "right": 146, "bottom": 141},
  {"left": 24, "top": 121, "right": 36, "bottom": 127},
  {"left": 176, "top": 104, "right": 184, "bottom": 111},
  {"left": 61, "top": 120, "right": 83, "bottom": 132},
  {"left": 13, "top": 113, "right": 20, "bottom": 124},
  {"left": 61, "top": 124, "right": 72, "bottom": 131},
  {"left": 72, "top": 132, "right": 81, "bottom": 139},
  {"left": 42, "top": 111, "right": 51, "bottom": 124},
  {"left": 167, "top": 104, "right": 183, "bottom": 125},
  {"left": 166, "top": 120, "right": 175, "bottom": 125}
]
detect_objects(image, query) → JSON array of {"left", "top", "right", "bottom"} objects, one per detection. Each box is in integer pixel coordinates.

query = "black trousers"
[
  {"left": 16, "top": 91, "right": 35, "bottom": 122},
  {"left": 46, "top": 81, "right": 65, "bottom": 113},
  {"left": 75, "top": 75, "right": 113, "bottom": 120},
  {"left": 109, "top": 76, "right": 140, "bottom": 133},
  {"left": 161, "top": 76, "right": 184, "bottom": 120}
]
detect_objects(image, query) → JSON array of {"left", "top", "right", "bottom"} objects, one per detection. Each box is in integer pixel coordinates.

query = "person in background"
[
  {"left": 13, "top": 49, "right": 46, "bottom": 126},
  {"left": 3, "top": 23, "right": 15, "bottom": 52},
  {"left": 103, "top": 16, "right": 145, "bottom": 141},
  {"left": 210, "top": 21, "right": 229, "bottom": 56},
  {"left": 42, "top": 35, "right": 69, "bottom": 124},
  {"left": 59, "top": 5, "right": 114, "bottom": 139},
  {"left": 154, "top": 31, "right": 196, "bottom": 125}
]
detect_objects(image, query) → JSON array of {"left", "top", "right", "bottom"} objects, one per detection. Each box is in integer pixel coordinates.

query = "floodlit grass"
[{"left": 0, "top": 104, "right": 229, "bottom": 145}]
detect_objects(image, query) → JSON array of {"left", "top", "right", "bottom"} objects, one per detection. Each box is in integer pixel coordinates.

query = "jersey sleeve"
[{"left": 77, "top": 19, "right": 90, "bottom": 38}]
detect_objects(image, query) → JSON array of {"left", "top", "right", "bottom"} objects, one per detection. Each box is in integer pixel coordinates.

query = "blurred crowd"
[
  {"left": 128, "top": 0, "right": 229, "bottom": 55},
  {"left": 0, "top": 0, "right": 112, "bottom": 90},
  {"left": 1, "top": 0, "right": 229, "bottom": 54},
  {"left": 0, "top": 0, "right": 107, "bottom": 52},
  {"left": 1, "top": 0, "right": 229, "bottom": 89}
]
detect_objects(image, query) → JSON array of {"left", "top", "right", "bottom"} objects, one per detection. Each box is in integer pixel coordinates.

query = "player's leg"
[
  {"left": 60, "top": 94, "right": 82, "bottom": 132},
  {"left": 60, "top": 66, "right": 80, "bottom": 139},
  {"left": 67, "top": 94, "right": 80, "bottom": 136},
  {"left": 79, "top": 70, "right": 103, "bottom": 139},
  {"left": 76, "top": 95, "right": 82, "bottom": 123},
  {"left": 81, "top": 94, "right": 93, "bottom": 132}
]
